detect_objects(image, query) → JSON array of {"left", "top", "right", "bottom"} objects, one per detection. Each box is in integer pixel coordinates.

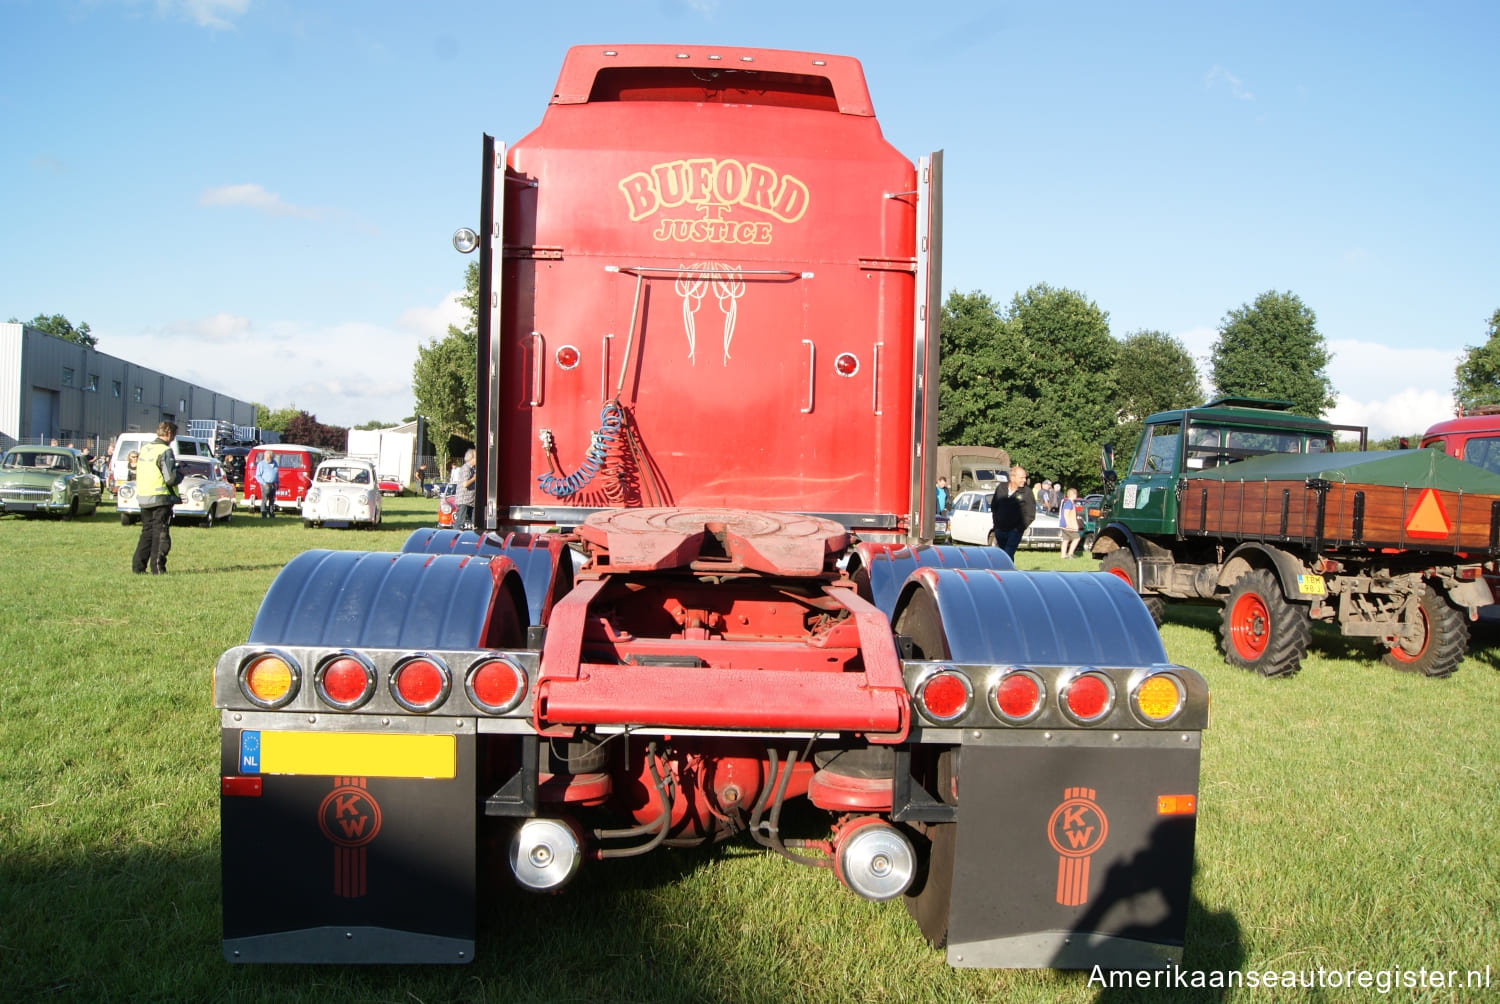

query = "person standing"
[
  {"left": 254, "top": 453, "right": 280, "bottom": 518},
  {"left": 1058, "top": 487, "right": 1083, "bottom": 559},
  {"left": 991, "top": 465, "right": 1035, "bottom": 558},
  {"left": 935, "top": 476, "right": 950, "bottom": 514},
  {"left": 454, "top": 448, "right": 478, "bottom": 531},
  {"left": 132, "top": 421, "right": 182, "bottom": 575}
]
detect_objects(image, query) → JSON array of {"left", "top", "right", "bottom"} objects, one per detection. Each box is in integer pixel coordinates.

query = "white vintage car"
[
  {"left": 116, "top": 455, "right": 237, "bottom": 527},
  {"left": 946, "top": 488, "right": 1063, "bottom": 550},
  {"left": 302, "top": 458, "right": 382, "bottom": 529}
]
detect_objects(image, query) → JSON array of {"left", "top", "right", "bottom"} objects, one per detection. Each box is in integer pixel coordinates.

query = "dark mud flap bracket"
[
  {"left": 220, "top": 714, "right": 477, "bottom": 964},
  {"left": 946, "top": 729, "right": 1201, "bottom": 969}
]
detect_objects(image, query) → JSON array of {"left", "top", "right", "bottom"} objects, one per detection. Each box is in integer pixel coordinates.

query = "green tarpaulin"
[{"left": 1184, "top": 448, "right": 1500, "bottom": 495}]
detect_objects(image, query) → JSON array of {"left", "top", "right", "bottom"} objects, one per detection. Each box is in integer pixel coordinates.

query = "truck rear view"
[{"left": 214, "top": 45, "right": 1208, "bottom": 970}]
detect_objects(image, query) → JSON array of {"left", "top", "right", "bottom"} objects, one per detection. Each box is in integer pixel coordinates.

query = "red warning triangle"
[{"left": 1405, "top": 488, "right": 1450, "bottom": 539}]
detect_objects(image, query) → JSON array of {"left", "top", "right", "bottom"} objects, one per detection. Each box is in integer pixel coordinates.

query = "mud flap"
[
  {"left": 946, "top": 731, "right": 1200, "bottom": 969},
  {"left": 220, "top": 724, "right": 476, "bottom": 964}
]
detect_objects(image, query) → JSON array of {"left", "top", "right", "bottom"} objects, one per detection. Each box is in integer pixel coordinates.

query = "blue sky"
[{"left": 2, "top": 0, "right": 1495, "bottom": 438}]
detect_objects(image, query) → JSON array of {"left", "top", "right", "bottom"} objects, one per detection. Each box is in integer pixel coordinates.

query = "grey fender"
[
  {"left": 1217, "top": 542, "right": 1309, "bottom": 601},
  {"left": 853, "top": 542, "right": 1015, "bottom": 624},
  {"left": 402, "top": 528, "right": 572, "bottom": 627},
  {"left": 247, "top": 549, "right": 525, "bottom": 649},
  {"left": 892, "top": 567, "right": 1168, "bottom": 666}
]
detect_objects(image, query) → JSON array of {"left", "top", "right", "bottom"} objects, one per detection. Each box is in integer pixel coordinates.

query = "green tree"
[
  {"left": 10, "top": 312, "right": 97, "bottom": 348},
  {"left": 1113, "top": 329, "right": 1203, "bottom": 466},
  {"left": 937, "top": 284, "right": 1118, "bottom": 490},
  {"left": 255, "top": 404, "right": 302, "bottom": 434},
  {"left": 412, "top": 262, "right": 480, "bottom": 471},
  {"left": 1210, "top": 291, "right": 1335, "bottom": 417},
  {"left": 1452, "top": 308, "right": 1500, "bottom": 412}
]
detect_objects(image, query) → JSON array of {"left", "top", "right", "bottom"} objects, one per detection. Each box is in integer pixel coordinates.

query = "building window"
[
  {"left": 134, "top": 386, "right": 143, "bottom": 402},
  {"left": 112, "top": 380, "right": 122, "bottom": 398},
  {"left": 87, "top": 374, "right": 99, "bottom": 392},
  {"left": 62, "top": 367, "right": 74, "bottom": 387},
  {"left": 179, "top": 398, "right": 187, "bottom": 411}
]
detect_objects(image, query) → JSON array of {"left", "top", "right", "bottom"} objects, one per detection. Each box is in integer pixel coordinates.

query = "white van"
[{"left": 107, "top": 431, "right": 212, "bottom": 495}]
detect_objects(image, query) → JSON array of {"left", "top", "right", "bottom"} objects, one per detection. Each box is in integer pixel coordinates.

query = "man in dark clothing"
[
  {"left": 991, "top": 465, "right": 1035, "bottom": 558},
  {"left": 132, "top": 421, "right": 182, "bottom": 575}
]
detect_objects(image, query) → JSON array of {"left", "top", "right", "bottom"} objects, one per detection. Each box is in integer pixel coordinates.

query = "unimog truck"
[{"left": 1092, "top": 397, "right": 1500, "bottom": 678}]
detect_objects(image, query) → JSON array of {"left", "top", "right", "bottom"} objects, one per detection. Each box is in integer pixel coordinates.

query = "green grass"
[{"left": 2, "top": 509, "right": 1497, "bottom": 1002}]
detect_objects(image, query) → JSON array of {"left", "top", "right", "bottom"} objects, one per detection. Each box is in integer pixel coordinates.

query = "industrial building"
[{"left": 0, "top": 321, "right": 255, "bottom": 452}]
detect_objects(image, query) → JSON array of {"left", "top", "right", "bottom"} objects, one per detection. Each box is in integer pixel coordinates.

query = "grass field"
[{"left": 2, "top": 499, "right": 1497, "bottom": 1002}]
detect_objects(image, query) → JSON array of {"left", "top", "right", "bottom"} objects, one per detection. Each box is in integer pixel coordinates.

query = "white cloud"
[
  {"left": 1205, "top": 65, "right": 1254, "bottom": 101},
  {"left": 397, "top": 290, "right": 469, "bottom": 342},
  {"left": 160, "top": 0, "right": 249, "bottom": 30},
  {"left": 199, "top": 183, "right": 321, "bottom": 219},
  {"left": 118, "top": 314, "right": 422, "bottom": 425},
  {"left": 1325, "top": 338, "right": 1459, "bottom": 439}
]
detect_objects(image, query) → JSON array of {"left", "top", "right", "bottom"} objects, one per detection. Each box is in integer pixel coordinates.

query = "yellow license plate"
[
  {"left": 255, "top": 731, "right": 456, "bottom": 779},
  {"left": 1297, "top": 574, "right": 1326, "bottom": 596}
]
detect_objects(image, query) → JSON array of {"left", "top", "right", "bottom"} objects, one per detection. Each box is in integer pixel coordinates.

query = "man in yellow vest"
[{"left": 132, "top": 421, "right": 182, "bottom": 575}]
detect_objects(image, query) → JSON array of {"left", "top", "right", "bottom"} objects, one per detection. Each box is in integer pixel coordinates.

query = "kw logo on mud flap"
[
  {"left": 319, "top": 778, "right": 383, "bottom": 897},
  {"left": 618, "top": 158, "right": 810, "bottom": 245},
  {"left": 1047, "top": 787, "right": 1109, "bottom": 907}
]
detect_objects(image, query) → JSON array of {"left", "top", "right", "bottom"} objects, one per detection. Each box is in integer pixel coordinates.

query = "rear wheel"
[
  {"left": 1219, "top": 569, "right": 1310, "bottom": 677},
  {"left": 1099, "top": 548, "right": 1165, "bottom": 625},
  {"left": 1383, "top": 583, "right": 1466, "bottom": 677},
  {"left": 893, "top": 588, "right": 954, "bottom": 948}
]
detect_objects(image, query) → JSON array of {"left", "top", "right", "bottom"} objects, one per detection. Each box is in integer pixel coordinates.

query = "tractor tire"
[
  {"left": 893, "top": 587, "right": 954, "bottom": 948},
  {"left": 1219, "top": 569, "right": 1310, "bottom": 678},
  {"left": 1382, "top": 583, "right": 1466, "bottom": 678},
  {"left": 1099, "top": 548, "right": 1165, "bottom": 625}
]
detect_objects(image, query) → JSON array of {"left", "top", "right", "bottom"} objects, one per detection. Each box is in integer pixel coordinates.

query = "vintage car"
[
  {"left": 302, "top": 458, "right": 382, "bottom": 528},
  {"left": 436, "top": 481, "right": 457, "bottom": 528},
  {"left": 946, "top": 487, "right": 1064, "bottom": 550},
  {"left": 0, "top": 446, "right": 103, "bottom": 519},
  {"left": 117, "top": 455, "right": 238, "bottom": 526},
  {"left": 377, "top": 473, "right": 405, "bottom": 496}
]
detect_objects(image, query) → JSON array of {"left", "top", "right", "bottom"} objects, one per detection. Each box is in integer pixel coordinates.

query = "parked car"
[
  {"left": 217, "top": 446, "right": 253, "bottom": 490},
  {"left": 0, "top": 446, "right": 102, "bottom": 519},
  {"left": 240, "top": 444, "right": 326, "bottom": 513},
  {"left": 117, "top": 455, "right": 237, "bottom": 527},
  {"left": 1078, "top": 492, "right": 1106, "bottom": 554},
  {"left": 108, "top": 433, "right": 211, "bottom": 497},
  {"left": 945, "top": 488, "right": 1063, "bottom": 550},
  {"left": 377, "top": 473, "right": 405, "bottom": 497},
  {"left": 933, "top": 508, "right": 949, "bottom": 543},
  {"left": 436, "top": 482, "right": 457, "bottom": 528},
  {"left": 302, "top": 458, "right": 382, "bottom": 528}
]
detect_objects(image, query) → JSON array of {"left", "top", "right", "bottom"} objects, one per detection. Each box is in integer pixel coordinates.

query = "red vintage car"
[
  {"left": 435, "top": 483, "right": 457, "bottom": 527},
  {"left": 378, "top": 473, "right": 405, "bottom": 496}
]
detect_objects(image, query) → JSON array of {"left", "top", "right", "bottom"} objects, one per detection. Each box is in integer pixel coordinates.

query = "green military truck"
[{"left": 1092, "top": 398, "right": 1500, "bottom": 678}]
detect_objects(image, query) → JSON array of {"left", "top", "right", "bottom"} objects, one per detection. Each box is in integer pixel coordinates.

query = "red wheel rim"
[
  {"left": 1230, "top": 592, "right": 1270, "bottom": 659},
  {"left": 1387, "top": 606, "right": 1431, "bottom": 663},
  {"left": 1106, "top": 566, "right": 1134, "bottom": 588}
]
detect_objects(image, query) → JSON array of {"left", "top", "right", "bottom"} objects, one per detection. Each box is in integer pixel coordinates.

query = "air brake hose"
[{"left": 537, "top": 401, "right": 626, "bottom": 498}]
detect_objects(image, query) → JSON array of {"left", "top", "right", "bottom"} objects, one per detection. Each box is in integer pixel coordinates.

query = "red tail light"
[
  {"left": 466, "top": 657, "right": 528, "bottom": 714},
  {"left": 390, "top": 655, "right": 451, "bottom": 713},
  {"left": 915, "top": 669, "right": 972, "bottom": 723},
  {"left": 316, "top": 653, "right": 376, "bottom": 710},
  {"left": 991, "top": 670, "right": 1045, "bottom": 724},
  {"left": 1061, "top": 670, "right": 1114, "bottom": 724}
]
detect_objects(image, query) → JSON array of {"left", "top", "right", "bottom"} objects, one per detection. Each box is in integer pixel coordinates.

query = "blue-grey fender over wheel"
[
  {"left": 247, "top": 549, "right": 524, "bottom": 649},
  {"left": 402, "top": 529, "right": 573, "bottom": 628},
  {"left": 853, "top": 543, "right": 1016, "bottom": 625},
  {"left": 893, "top": 568, "right": 1167, "bottom": 666}
]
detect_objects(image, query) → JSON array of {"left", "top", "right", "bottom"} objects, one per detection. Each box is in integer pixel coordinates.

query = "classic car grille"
[
  {"left": 0, "top": 488, "right": 50, "bottom": 502},
  {"left": 331, "top": 496, "right": 352, "bottom": 516}
]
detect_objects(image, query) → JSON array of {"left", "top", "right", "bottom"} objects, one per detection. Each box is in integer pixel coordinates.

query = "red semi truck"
[{"left": 213, "top": 45, "right": 1208, "bottom": 969}]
